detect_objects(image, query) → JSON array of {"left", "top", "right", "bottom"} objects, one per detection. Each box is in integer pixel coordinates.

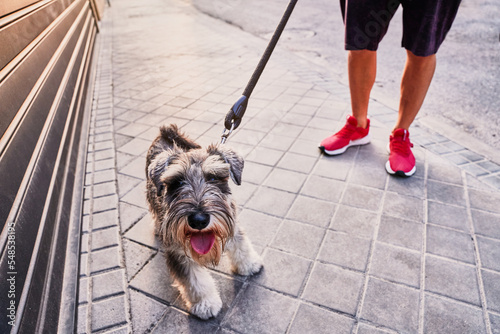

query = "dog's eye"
[
  {"left": 206, "top": 175, "right": 218, "bottom": 182},
  {"left": 168, "top": 178, "right": 186, "bottom": 191}
]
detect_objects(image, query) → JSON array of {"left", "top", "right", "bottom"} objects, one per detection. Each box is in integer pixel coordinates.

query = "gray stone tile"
[
  {"left": 277, "top": 152, "right": 317, "bottom": 174},
  {"left": 91, "top": 226, "right": 120, "bottom": 251},
  {"left": 123, "top": 238, "right": 156, "bottom": 281},
  {"left": 301, "top": 175, "right": 344, "bottom": 202},
  {"left": 119, "top": 202, "right": 147, "bottom": 232},
  {"left": 252, "top": 248, "right": 311, "bottom": 296},
  {"left": 482, "top": 269, "right": 500, "bottom": 313},
  {"left": 124, "top": 214, "right": 161, "bottom": 249},
  {"left": 230, "top": 128, "right": 266, "bottom": 146},
  {"left": 360, "top": 277, "right": 419, "bottom": 333},
  {"left": 79, "top": 277, "right": 88, "bottom": 304},
  {"left": 263, "top": 168, "right": 307, "bottom": 193},
  {"left": 224, "top": 284, "right": 298, "bottom": 334},
  {"left": 370, "top": 242, "right": 421, "bottom": 287},
  {"left": 260, "top": 133, "right": 295, "bottom": 151},
  {"left": 116, "top": 151, "right": 135, "bottom": 170},
  {"left": 243, "top": 161, "right": 273, "bottom": 185},
  {"left": 424, "top": 294, "right": 487, "bottom": 333},
  {"left": 331, "top": 205, "right": 378, "bottom": 238},
  {"left": 77, "top": 305, "right": 87, "bottom": 334},
  {"left": 427, "top": 201, "right": 469, "bottom": 232},
  {"left": 231, "top": 182, "right": 257, "bottom": 205},
  {"left": 93, "top": 157, "right": 115, "bottom": 172},
  {"left": 318, "top": 231, "right": 371, "bottom": 272},
  {"left": 115, "top": 122, "right": 150, "bottom": 137},
  {"left": 425, "top": 255, "right": 481, "bottom": 305},
  {"left": 152, "top": 307, "right": 218, "bottom": 333},
  {"left": 92, "top": 194, "right": 118, "bottom": 213},
  {"left": 93, "top": 181, "right": 116, "bottom": 198},
  {"left": 129, "top": 253, "right": 180, "bottom": 304},
  {"left": 80, "top": 253, "right": 88, "bottom": 278},
  {"left": 289, "top": 138, "right": 321, "bottom": 157},
  {"left": 378, "top": 215, "right": 422, "bottom": 251},
  {"left": 469, "top": 189, "right": 500, "bottom": 213},
  {"left": 357, "top": 323, "right": 393, "bottom": 334},
  {"left": 288, "top": 303, "right": 354, "bottom": 334},
  {"left": 92, "top": 208, "right": 119, "bottom": 231},
  {"left": 238, "top": 209, "right": 281, "bottom": 247},
  {"left": 477, "top": 236, "right": 500, "bottom": 272},
  {"left": 118, "top": 155, "right": 145, "bottom": 179},
  {"left": 428, "top": 160, "right": 464, "bottom": 185},
  {"left": 92, "top": 269, "right": 125, "bottom": 301},
  {"left": 90, "top": 246, "right": 121, "bottom": 275},
  {"left": 427, "top": 180, "right": 466, "bottom": 206},
  {"left": 427, "top": 224, "right": 475, "bottom": 264},
  {"left": 349, "top": 161, "right": 388, "bottom": 190},
  {"left": 271, "top": 122, "right": 305, "bottom": 138},
  {"left": 472, "top": 210, "right": 500, "bottom": 240},
  {"left": 121, "top": 181, "right": 148, "bottom": 209},
  {"left": 94, "top": 149, "right": 115, "bottom": 162},
  {"left": 91, "top": 295, "right": 127, "bottom": 332},
  {"left": 245, "top": 186, "right": 296, "bottom": 217},
  {"left": 491, "top": 313, "right": 500, "bottom": 334},
  {"left": 246, "top": 146, "right": 284, "bottom": 166},
  {"left": 342, "top": 184, "right": 384, "bottom": 212},
  {"left": 383, "top": 191, "right": 423, "bottom": 222},
  {"left": 302, "top": 262, "right": 364, "bottom": 315},
  {"left": 271, "top": 220, "right": 325, "bottom": 259},
  {"left": 287, "top": 195, "right": 336, "bottom": 228},
  {"left": 117, "top": 137, "right": 150, "bottom": 156},
  {"left": 313, "top": 155, "right": 353, "bottom": 181}
]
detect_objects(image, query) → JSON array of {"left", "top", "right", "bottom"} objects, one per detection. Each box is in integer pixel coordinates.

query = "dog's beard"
[
  {"left": 160, "top": 209, "right": 234, "bottom": 267},
  {"left": 182, "top": 222, "right": 228, "bottom": 266}
]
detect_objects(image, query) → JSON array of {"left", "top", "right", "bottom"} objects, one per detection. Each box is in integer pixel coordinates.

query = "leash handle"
[{"left": 223, "top": 0, "right": 298, "bottom": 138}]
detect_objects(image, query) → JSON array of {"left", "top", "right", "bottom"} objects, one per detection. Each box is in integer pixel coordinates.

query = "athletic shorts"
[{"left": 340, "top": 0, "right": 461, "bottom": 56}]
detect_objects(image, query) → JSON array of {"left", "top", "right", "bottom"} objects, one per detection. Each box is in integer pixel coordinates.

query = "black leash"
[{"left": 221, "top": 0, "right": 298, "bottom": 144}]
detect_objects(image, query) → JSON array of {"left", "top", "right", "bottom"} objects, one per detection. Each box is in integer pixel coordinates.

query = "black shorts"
[{"left": 340, "top": 0, "right": 461, "bottom": 56}]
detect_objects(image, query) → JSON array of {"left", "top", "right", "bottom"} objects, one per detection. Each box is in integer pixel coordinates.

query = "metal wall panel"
[{"left": 0, "top": 0, "right": 98, "bottom": 332}]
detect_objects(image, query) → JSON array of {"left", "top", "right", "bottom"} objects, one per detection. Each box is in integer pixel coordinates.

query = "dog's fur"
[{"left": 145, "top": 124, "right": 263, "bottom": 319}]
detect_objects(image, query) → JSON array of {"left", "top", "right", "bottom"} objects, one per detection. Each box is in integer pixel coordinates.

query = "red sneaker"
[
  {"left": 319, "top": 116, "right": 370, "bottom": 155},
  {"left": 385, "top": 128, "right": 416, "bottom": 177}
]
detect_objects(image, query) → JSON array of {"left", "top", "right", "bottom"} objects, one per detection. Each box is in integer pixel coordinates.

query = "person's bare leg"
[
  {"left": 348, "top": 50, "right": 377, "bottom": 129},
  {"left": 395, "top": 50, "right": 436, "bottom": 132}
]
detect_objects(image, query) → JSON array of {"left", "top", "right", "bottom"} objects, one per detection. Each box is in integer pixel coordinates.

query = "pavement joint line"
[{"left": 463, "top": 171, "right": 494, "bottom": 334}]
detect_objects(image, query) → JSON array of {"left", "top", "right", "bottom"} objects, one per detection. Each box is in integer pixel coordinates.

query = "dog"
[{"left": 145, "top": 124, "right": 263, "bottom": 319}]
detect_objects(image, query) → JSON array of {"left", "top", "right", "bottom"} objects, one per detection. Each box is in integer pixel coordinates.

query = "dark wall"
[{"left": 0, "top": 0, "right": 98, "bottom": 332}]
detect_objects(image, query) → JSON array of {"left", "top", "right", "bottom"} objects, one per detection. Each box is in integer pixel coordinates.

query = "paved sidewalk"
[{"left": 77, "top": 0, "right": 500, "bottom": 333}]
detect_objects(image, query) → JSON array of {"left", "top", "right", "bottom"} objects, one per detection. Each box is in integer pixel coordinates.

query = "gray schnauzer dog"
[{"left": 145, "top": 124, "right": 263, "bottom": 319}]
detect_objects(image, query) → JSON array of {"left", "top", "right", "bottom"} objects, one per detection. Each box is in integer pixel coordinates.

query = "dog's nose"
[{"left": 188, "top": 213, "right": 210, "bottom": 230}]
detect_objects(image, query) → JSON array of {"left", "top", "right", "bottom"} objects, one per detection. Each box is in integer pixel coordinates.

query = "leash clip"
[{"left": 221, "top": 122, "right": 235, "bottom": 144}]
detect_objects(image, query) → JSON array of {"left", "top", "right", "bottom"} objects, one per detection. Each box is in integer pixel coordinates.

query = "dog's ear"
[
  {"left": 148, "top": 151, "right": 176, "bottom": 196},
  {"left": 208, "top": 144, "right": 244, "bottom": 185}
]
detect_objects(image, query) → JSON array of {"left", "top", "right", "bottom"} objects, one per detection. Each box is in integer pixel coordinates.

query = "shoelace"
[
  {"left": 391, "top": 136, "right": 414, "bottom": 156},
  {"left": 336, "top": 124, "right": 357, "bottom": 139}
]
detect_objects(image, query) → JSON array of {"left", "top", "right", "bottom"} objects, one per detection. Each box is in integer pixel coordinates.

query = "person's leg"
[
  {"left": 394, "top": 50, "right": 436, "bottom": 132},
  {"left": 386, "top": 50, "right": 436, "bottom": 177},
  {"left": 348, "top": 49, "right": 377, "bottom": 129}
]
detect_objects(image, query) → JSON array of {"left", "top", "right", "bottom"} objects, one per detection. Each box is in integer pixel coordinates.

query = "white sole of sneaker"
[
  {"left": 385, "top": 143, "right": 416, "bottom": 177},
  {"left": 319, "top": 135, "right": 371, "bottom": 156},
  {"left": 385, "top": 160, "right": 416, "bottom": 177}
]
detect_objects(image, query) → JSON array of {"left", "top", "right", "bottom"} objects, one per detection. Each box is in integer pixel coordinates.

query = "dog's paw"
[
  {"left": 190, "top": 295, "right": 222, "bottom": 320},
  {"left": 233, "top": 253, "right": 263, "bottom": 276}
]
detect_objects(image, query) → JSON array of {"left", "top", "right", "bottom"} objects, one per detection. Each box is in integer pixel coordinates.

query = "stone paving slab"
[{"left": 77, "top": 0, "right": 500, "bottom": 333}]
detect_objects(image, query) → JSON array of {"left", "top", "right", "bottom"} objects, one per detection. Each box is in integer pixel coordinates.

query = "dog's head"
[{"left": 147, "top": 139, "right": 243, "bottom": 266}]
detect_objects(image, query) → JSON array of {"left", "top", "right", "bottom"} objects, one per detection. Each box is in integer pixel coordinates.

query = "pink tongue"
[{"left": 190, "top": 232, "right": 215, "bottom": 255}]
